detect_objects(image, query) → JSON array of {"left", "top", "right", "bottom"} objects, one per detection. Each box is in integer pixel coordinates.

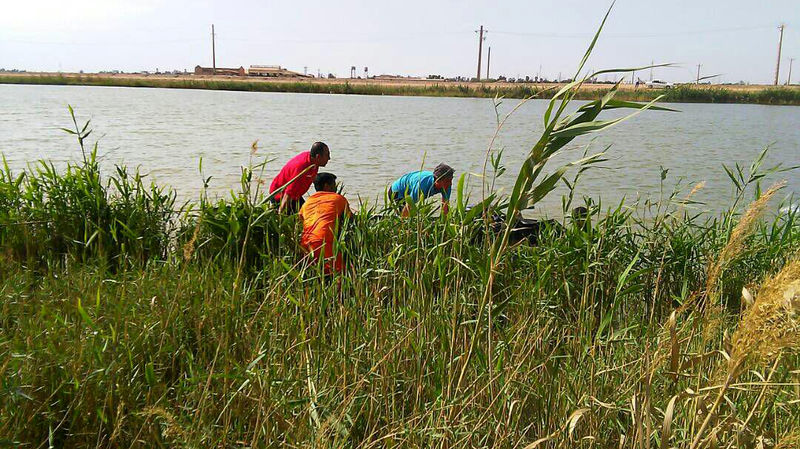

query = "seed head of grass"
[
  {"left": 729, "top": 258, "right": 800, "bottom": 375},
  {"left": 183, "top": 219, "right": 201, "bottom": 262},
  {"left": 704, "top": 181, "right": 785, "bottom": 310},
  {"left": 775, "top": 430, "right": 800, "bottom": 449}
]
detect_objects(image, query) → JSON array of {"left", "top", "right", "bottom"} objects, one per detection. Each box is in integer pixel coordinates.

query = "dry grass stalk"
[
  {"left": 183, "top": 219, "right": 202, "bottom": 262},
  {"left": 704, "top": 181, "right": 786, "bottom": 308},
  {"left": 775, "top": 430, "right": 800, "bottom": 449},
  {"left": 729, "top": 258, "right": 800, "bottom": 374},
  {"left": 690, "top": 258, "right": 800, "bottom": 449},
  {"left": 140, "top": 407, "right": 189, "bottom": 441}
]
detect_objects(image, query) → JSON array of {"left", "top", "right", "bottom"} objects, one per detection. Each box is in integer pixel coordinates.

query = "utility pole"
[
  {"left": 696, "top": 64, "right": 702, "bottom": 84},
  {"left": 475, "top": 25, "right": 486, "bottom": 80},
  {"left": 650, "top": 60, "right": 653, "bottom": 82},
  {"left": 775, "top": 24, "right": 785, "bottom": 85},
  {"left": 789, "top": 58, "right": 795, "bottom": 85},
  {"left": 486, "top": 47, "right": 491, "bottom": 79},
  {"left": 304, "top": 66, "right": 308, "bottom": 76},
  {"left": 211, "top": 24, "right": 216, "bottom": 74}
]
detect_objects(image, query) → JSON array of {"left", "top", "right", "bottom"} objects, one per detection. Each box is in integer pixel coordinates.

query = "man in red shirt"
[{"left": 269, "top": 142, "right": 331, "bottom": 213}]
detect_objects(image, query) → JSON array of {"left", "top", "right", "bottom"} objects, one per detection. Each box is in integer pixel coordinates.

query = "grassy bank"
[
  {"left": 2, "top": 116, "right": 800, "bottom": 447},
  {"left": 3, "top": 19, "right": 800, "bottom": 446},
  {"left": 3, "top": 72, "right": 800, "bottom": 105}
]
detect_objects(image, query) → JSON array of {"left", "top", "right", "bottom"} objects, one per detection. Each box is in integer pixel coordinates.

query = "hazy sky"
[{"left": 1, "top": 0, "right": 798, "bottom": 84}]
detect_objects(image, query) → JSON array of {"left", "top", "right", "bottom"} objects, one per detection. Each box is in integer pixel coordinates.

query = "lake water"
[{"left": 1, "top": 84, "right": 798, "bottom": 216}]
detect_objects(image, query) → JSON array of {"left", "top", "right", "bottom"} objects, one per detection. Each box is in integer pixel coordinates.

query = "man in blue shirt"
[{"left": 390, "top": 163, "right": 454, "bottom": 217}]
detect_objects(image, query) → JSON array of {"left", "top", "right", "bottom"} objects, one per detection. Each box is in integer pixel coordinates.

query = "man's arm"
[{"left": 441, "top": 200, "right": 449, "bottom": 216}]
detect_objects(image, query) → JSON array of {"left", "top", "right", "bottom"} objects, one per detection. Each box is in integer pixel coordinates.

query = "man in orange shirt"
[{"left": 298, "top": 172, "right": 352, "bottom": 274}]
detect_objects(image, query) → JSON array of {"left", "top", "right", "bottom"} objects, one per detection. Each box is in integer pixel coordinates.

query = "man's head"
[
  {"left": 571, "top": 206, "right": 589, "bottom": 229},
  {"left": 433, "top": 163, "right": 454, "bottom": 190},
  {"left": 310, "top": 142, "right": 330, "bottom": 167},
  {"left": 314, "top": 172, "right": 337, "bottom": 192}
]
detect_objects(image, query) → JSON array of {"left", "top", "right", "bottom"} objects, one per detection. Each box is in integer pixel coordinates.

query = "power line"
[
  {"left": 4, "top": 23, "right": 778, "bottom": 48},
  {"left": 4, "top": 38, "right": 204, "bottom": 46},
  {"left": 218, "top": 31, "right": 468, "bottom": 45},
  {"left": 491, "top": 24, "right": 775, "bottom": 39}
]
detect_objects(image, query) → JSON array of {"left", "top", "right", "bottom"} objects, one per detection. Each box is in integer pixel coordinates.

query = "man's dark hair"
[
  {"left": 314, "top": 172, "right": 337, "bottom": 191},
  {"left": 310, "top": 142, "right": 329, "bottom": 158},
  {"left": 571, "top": 206, "right": 588, "bottom": 219},
  {"left": 433, "top": 163, "right": 454, "bottom": 182}
]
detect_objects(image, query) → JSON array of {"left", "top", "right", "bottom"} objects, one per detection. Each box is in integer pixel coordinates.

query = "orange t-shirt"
[{"left": 298, "top": 191, "right": 351, "bottom": 251}]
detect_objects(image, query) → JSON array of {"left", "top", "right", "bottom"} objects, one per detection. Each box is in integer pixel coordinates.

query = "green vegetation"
[
  {"left": 2, "top": 72, "right": 800, "bottom": 105},
  {"left": 3, "top": 13, "right": 800, "bottom": 448}
]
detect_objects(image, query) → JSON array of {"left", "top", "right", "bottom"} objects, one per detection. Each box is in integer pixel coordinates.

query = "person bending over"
[
  {"left": 269, "top": 141, "right": 331, "bottom": 214},
  {"left": 298, "top": 172, "right": 352, "bottom": 274},
  {"left": 390, "top": 163, "right": 454, "bottom": 217}
]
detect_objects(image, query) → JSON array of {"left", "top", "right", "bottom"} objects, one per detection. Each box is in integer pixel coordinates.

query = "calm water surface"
[{"left": 1, "top": 84, "right": 798, "bottom": 215}]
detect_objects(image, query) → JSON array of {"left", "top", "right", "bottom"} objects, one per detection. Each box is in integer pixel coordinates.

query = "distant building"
[
  {"left": 194, "top": 65, "right": 246, "bottom": 76},
  {"left": 375, "top": 74, "right": 424, "bottom": 81},
  {"left": 248, "top": 65, "right": 307, "bottom": 77}
]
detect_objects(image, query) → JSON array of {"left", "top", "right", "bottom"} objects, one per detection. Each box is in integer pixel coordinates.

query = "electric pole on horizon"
[
  {"left": 774, "top": 24, "right": 785, "bottom": 85},
  {"left": 475, "top": 26, "right": 486, "bottom": 80},
  {"left": 650, "top": 60, "right": 654, "bottom": 82},
  {"left": 486, "top": 46, "right": 491, "bottom": 79},
  {"left": 211, "top": 24, "right": 216, "bottom": 74},
  {"left": 696, "top": 64, "right": 702, "bottom": 84},
  {"left": 788, "top": 58, "right": 795, "bottom": 85}
]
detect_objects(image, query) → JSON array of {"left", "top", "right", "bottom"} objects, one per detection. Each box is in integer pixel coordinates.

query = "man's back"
[
  {"left": 299, "top": 191, "right": 350, "bottom": 247},
  {"left": 391, "top": 171, "right": 443, "bottom": 202},
  {"left": 269, "top": 151, "right": 318, "bottom": 201}
]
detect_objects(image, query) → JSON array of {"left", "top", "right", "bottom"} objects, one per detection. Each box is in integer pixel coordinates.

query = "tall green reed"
[{"left": 0, "top": 107, "right": 176, "bottom": 267}]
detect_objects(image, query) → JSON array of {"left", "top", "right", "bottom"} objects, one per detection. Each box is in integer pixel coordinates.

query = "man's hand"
[
  {"left": 278, "top": 194, "right": 290, "bottom": 214},
  {"left": 441, "top": 200, "right": 449, "bottom": 216},
  {"left": 401, "top": 203, "right": 411, "bottom": 218}
]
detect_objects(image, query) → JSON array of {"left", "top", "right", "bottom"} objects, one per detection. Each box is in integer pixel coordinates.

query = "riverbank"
[
  {"left": 2, "top": 103, "right": 800, "bottom": 447},
  {"left": 2, "top": 133, "right": 800, "bottom": 447},
  {"left": 3, "top": 71, "right": 800, "bottom": 105},
  {"left": 3, "top": 65, "right": 800, "bottom": 446}
]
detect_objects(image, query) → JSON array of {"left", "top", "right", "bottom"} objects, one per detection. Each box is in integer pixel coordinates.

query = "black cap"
[{"left": 433, "top": 163, "right": 454, "bottom": 182}]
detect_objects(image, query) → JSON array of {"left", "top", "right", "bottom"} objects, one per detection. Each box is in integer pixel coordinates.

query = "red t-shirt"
[{"left": 269, "top": 151, "right": 318, "bottom": 201}]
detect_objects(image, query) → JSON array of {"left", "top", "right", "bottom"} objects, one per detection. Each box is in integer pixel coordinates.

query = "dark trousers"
[{"left": 271, "top": 196, "right": 304, "bottom": 214}]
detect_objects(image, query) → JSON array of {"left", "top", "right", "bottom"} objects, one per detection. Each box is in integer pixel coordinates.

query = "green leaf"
[
  {"left": 144, "top": 362, "right": 155, "bottom": 386},
  {"left": 722, "top": 164, "right": 742, "bottom": 191},
  {"left": 76, "top": 298, "right": 97, "bottom": 330},
  {"left": 456, "top": 172, "right": 467, "bottom": 216},
  {"left": 597, "top": 99, "right": 677, "bottom": 112}
]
